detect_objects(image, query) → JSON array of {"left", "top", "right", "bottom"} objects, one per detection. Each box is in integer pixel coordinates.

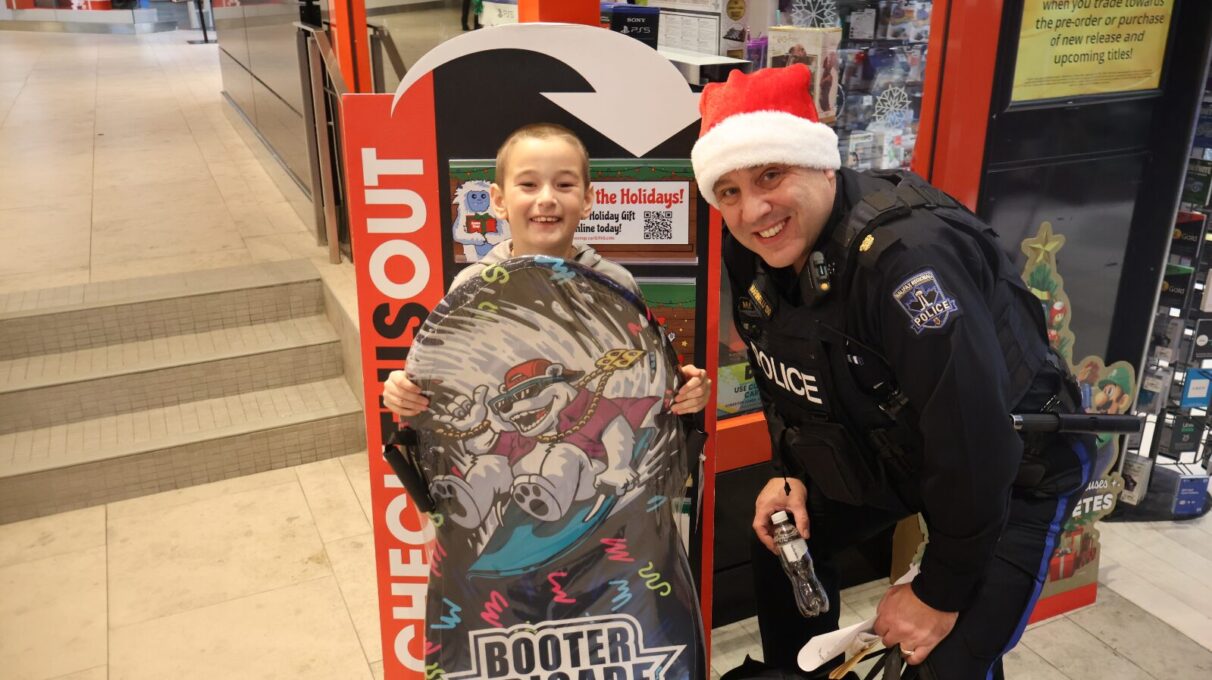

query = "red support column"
[
  {"left": 330, "top": 0, "right": 372, "bottom": 93},
  {"left": 912, "top": 0, "right": 950, "bottom": 182},
  {"left": 916, "top": 0, "right": 1004, "bottom": 211}
]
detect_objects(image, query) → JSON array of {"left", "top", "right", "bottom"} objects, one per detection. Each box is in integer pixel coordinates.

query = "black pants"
[
  {"left": 751, "top": 436, "right": 1093, "bottom": 680},
  {"left": 461, "top": 0, "right": 474, "bottom": 29}
]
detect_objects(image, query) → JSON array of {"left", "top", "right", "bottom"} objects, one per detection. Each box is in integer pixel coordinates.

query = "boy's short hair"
[{"left": 495, "top": 123, "right": 591, "bottom": 188}]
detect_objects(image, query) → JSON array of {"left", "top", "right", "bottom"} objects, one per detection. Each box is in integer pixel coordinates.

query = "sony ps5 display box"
[{"left": 604, "top": 3, "right": 660, "bottom": 49}]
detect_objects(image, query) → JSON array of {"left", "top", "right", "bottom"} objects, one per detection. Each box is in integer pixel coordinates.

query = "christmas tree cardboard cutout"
[{"left": 1020, "top": 222, "right": 1134, "bottom": 623}]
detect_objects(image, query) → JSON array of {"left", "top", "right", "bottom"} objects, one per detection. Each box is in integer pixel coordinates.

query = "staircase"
[{"left": 0, "top": 260, "right": 365, "bottom": 523}]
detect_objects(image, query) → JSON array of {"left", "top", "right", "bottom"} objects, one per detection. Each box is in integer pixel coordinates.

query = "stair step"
[
  {"left": 0, "top": 316, "right": 341, "bottom": 434},
  {"left": 0, "top": 259, "right": 321, "bottom": 361},
  {"left": 0, "top": 378, "right": 359, "bottom": 476},
  {"left": 0, "top": 379, "right": 365, "bottom": 523}
]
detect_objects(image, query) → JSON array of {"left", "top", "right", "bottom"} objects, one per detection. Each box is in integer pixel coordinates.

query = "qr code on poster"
[{"left": 643, "top": 210, "right": 673, "bottom": 241}]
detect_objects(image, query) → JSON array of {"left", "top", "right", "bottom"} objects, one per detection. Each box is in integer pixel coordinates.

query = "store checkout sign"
[
  {"left": 1012, "top": 0, "right": 1173, "bottom": 102},
  {"left": 340, "top": 23, "right": 699, "bottom": 679}
]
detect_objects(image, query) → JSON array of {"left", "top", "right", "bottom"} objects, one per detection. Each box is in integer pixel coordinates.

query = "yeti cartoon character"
[
  {"left": 452, "top": 180, "right": 509, "bottom": 261},
  {"left": 429, "top": 358, "right": 658, "bottom": 529}
]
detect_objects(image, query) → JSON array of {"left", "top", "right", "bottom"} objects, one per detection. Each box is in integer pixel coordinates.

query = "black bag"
[
  {"left": 718, "top": 655, "right": 823, "bottom": 679},
  {"left": 718, "top": 649, "right": 914, "bottom": 680}
]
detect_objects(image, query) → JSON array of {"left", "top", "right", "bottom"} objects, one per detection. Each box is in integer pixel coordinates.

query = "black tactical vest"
[{"left": 725, "top": 170, "right": 1056, "bottom": 508}]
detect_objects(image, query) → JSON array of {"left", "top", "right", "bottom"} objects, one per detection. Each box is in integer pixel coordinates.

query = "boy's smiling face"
[{"left": 491, "top": 136, "right": 593, "bottom": 258}]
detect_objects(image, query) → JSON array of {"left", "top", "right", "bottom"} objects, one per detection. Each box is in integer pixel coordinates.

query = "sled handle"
[{"left": 384, "top": 427, "right": 437, "bottom": 513}]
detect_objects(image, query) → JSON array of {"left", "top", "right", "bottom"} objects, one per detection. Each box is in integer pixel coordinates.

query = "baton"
[{"left": 1011, "top": 413, "right": 1143, "bottom": 434}]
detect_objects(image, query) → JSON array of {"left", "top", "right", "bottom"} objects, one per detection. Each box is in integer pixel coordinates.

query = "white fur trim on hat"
[{"left": 692, "top": 110, "right": 840, "bottom": 208}]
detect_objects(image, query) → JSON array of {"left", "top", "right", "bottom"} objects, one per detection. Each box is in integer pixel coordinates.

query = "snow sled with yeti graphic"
[{"left": 385, "top": 256, "right": 707, "bottom": 680}]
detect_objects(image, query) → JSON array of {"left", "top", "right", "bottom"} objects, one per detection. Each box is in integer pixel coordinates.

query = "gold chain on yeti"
[
  {"left": 429, "top": 418, "right": 493, "bottom": 440},
  {"left": 430, "top": 349, "right": 647, "bottom": 442}
]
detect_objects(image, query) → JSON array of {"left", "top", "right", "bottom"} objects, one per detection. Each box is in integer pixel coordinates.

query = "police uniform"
[
  {"left": 725, "top": 167, "right": 1094, "bottom": 679},
  {"left": 690, "top": 64, "right": 1096, "bottom": 679}
]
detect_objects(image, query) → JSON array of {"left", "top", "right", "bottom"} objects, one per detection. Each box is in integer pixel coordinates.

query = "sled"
[{"left": 390, "top": 256, "right": 706, "bottom": 679}]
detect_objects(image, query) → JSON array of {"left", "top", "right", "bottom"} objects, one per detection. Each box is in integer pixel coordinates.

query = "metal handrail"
[
  {"left": 296, "top": 21, "right": 346, "bottom": 264},
  {"left": 368, "top": 23, "right": 408, "bottom": 93},
  {"left": 295, "top": 22, "right": 350, "bottom": 97}
]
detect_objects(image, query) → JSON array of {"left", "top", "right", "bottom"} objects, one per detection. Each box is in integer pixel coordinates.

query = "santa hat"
[{"left": 691, "top": 64, "right": 840, "bottom": 208}]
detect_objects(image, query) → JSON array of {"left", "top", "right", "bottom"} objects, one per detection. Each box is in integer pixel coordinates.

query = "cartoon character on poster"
[
  {"left": 427, "top": 352, "right": 659, "bottom": 529},
  {"left": 404, "top": 257, "right": 703, "bottom": 679},
  {"left": 1021, "top": 222, "right": 1136, "bottom": 477},
  {"left": 1019, "top": 222, "right": 1135, "bottom": 607},
  {"left": 452, "top": 180, "right": 509, "bottom": 261}
]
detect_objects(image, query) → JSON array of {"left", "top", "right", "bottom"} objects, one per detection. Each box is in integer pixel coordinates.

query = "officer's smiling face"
[{"left": 714, "top": 164, "right": 836, "bottom": 272}]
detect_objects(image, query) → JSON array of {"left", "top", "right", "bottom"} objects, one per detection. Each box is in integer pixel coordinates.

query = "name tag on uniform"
[{"left": 747, "top": 282, "right": 774, "bottom": 318}]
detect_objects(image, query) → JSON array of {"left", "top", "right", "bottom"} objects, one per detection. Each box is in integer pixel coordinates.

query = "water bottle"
[{"left": 772, "top": 510, "right": 830, "bottom": 617}]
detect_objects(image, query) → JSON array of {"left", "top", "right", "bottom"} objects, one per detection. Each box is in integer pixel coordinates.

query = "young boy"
[{"left": 382, "top": 123, "right": 711, "bottom": 418}]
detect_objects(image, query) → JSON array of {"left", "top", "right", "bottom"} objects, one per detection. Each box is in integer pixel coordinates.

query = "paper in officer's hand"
[{"left": 797, "top": 564, "right": 920, "bottom": 672}]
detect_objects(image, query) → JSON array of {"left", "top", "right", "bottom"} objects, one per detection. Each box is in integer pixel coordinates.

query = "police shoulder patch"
[{"left": 892, "top": 268, "right": 961, "bottom": 334}]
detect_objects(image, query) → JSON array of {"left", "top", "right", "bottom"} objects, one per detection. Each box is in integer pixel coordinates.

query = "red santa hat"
[{"left": 691, "top": 64, "right": 840, "bottom": 208}]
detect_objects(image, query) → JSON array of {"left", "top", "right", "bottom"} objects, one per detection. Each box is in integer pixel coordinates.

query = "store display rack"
[{"left": 1126, "top": 78, "right": 1212, "bottom": 513}]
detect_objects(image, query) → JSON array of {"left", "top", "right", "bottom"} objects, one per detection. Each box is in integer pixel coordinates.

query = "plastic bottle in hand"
[{"left": 772, "top": 510, "right": 830, "bottom": 617}]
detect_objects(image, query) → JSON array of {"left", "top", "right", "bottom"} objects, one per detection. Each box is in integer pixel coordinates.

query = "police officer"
[{"left": 691, "top": 65, "right": 1094, "bottom": 679}]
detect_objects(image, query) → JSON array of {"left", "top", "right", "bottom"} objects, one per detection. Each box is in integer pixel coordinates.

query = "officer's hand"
[
  {"left": 671, "top": 365, "right": 712, "bottom": 415},
  {"left": 753, "top": 477, "right": 810, "bottom": 553},
  {"left": 383, "top": 370, "right": 429, "bottom": 418},
  {"left": 872, "top": 584, "right": 958, "bottom": 666}
]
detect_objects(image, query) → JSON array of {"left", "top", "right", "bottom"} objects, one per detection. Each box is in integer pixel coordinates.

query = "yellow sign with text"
[{"left": 1012, "top": 0, "right": 1172, "bottom": 102}]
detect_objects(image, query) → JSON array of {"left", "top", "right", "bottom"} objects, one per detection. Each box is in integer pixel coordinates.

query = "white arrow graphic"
[{"left": 391, "top": 23, "right": 700, "bottom": 157}]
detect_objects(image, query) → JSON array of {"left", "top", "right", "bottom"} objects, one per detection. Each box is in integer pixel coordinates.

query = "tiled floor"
[
  {"left": 3, "top": 21, "right": 1212, "bottom": 680},
  {"left": 0, "top": 28, "right": 357, "bottom": 322},
  {"left": 0, "top": 457, "right": 377, "bottom": 680},
  {"left": 709, "top": 516, "right": 1212, "bottom": 679},
  {"left": 3, "top": 455, "right": 1211, "bottom": 680}
]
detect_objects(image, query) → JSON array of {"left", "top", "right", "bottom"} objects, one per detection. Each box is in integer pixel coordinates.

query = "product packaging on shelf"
[
  {"left": 880, "top": 1, "right": 930, "bottom": 41},
  {"left": 836, "top": 92, "right": 875, "bottom": 133},
  {"left": 720, "top": 0, "right": 777, "bottom": 60},
  {"left": 838, "top": 131, "right": 876, "bottom": 171},
  {"left": 746, "top": 34, "right": 768, "bottom": 69},
  {"left": 1136, "top": 365, "right": 1173, "bottom": 416},
  {"left": 606, "top": 3, "right": 661, "bottom": 49},
  {"left": 1119, "top": 453, "right": 1154, "bottom": 506},
  {"left": 1182, "top": 159, "right": 1212, "bottom": 210},
  {"left": 909, "top": 1, "right": 932, "bottom": 42},
  {"left": 838, "top": 47, "right": 872, "bottom": 93},
  {"left": 870, "top": 128, "right": 906, "bottom": 170},
  {"left": 843, "top": 4, "right": 878, "bottom": 41},
  {"left": 768, "top": 25, "right": 842, "bottom": 122},
  {"left": 878, "top": 1, "right": 906, "bottom": 39}
]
